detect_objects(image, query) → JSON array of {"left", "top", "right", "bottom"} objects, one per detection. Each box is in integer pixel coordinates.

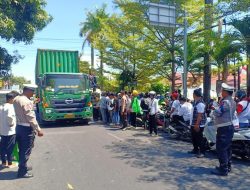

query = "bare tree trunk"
[
  {"left": 222, "top": 58, "right": 229, "bottom": 82},
  {"left": 247, "top": 53, "right": 250, "bottom": 96},
  {"left": 171, "top": 30, "right": 175, "bottom": 93},
  {"left": 91, "top": 46, "right": 94, "bottom": 71},
  {"left": 171, "top": 51, "right": 175, "bottom": 93},
  {"left": 238, "top": 62, "right": 241, "bottom": 90},
  {"left": 203, "top": 0, "right": 213, "bottom": 103},
  {"left": 100, "top": 51, "right": 104, "bottom": 90}
]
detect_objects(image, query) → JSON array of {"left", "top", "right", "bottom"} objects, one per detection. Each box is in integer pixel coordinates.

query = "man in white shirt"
[
  {"left": 148, "top": 91, "right": 159, "bottom": 136},
  {"left": 170, "top": 92, "right": 181, "bottom": 125},
  {"left": 0, "top": 92, "right": 17, "bottom": 168},
  {"left": 177, "top": 97, "right": 193, "bottom": 125}
]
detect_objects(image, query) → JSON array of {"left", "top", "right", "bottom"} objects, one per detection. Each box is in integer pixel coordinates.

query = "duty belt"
[
  {"left": 215, "top": 121, "right": 232, "bottom": 128},
  {"left": 17, "top": 122, "right": 30, "bottom": 127}
]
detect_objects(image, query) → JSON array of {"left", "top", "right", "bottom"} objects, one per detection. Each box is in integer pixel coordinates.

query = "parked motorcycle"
[
  {"left": 204, "top": 118, "right": 250, "bottom": 159},
  {"left": 165, "top": 117, "right": 192, "bottom": 142}
]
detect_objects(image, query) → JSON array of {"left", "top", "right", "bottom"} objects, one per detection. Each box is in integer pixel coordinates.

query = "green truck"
[{"left": 35, "top": 49, "right": 92, "bottom": 124}]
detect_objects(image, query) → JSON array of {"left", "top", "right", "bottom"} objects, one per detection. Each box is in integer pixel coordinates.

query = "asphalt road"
[{"left": 0, "top": 122, "right": 250, "bottom": 190}]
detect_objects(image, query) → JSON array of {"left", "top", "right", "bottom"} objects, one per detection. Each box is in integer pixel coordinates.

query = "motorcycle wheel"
[{"left": 167, "top": 126, "right": 181, "bottom": 139}]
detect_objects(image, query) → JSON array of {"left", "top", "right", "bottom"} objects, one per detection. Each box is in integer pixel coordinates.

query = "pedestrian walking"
[
  {"left": 120, "top": 91, "right": 128, "bottom": 130},
  {"left": 13, "top": 84, "right": 44, "bottom": 178},
  {"left": 107, "top": 93, "right": 115, "bottom": 125},
  {"left": 100, "top": 92, "right": 108, "bottom": 125},
  {"left": 130, "top": 90, "right": 141, "bottom": 128},
  {"left": 0, "top": 92, "right": 17, "bottom": 168},
  {"left": 211, "top": 83, "right": 236, "bottom": 176},
  {"left": 188, "top": 88, "right": 207, "bottom": 158},
  {"left": 113, "top": 94, "right": 120, "bottom": 125},
  {"left": 148, "top": 91, "right": 159, "bottom": 136}
]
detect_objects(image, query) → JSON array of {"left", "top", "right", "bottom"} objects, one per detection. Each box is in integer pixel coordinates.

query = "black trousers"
[
  {"left": 16, "top": 125, "right": 35, "bottom": 175},
  {"left": 93, "top": 107, "right": 99, "bottom": 121},
  {"left": 149, "top": 114, "right": 157, "bottom": 135},
  {"left": 216, "top": 125, "right": 234, "bottom": 173},
  {"left": 0, "top": 135, "right": 16, "bottom": 164},
  {"left": 191, "top": 127, "right": 205, "bottom": 153},
  {"left": 130, "top": 112, "right": 137, "bottom": 127},
  {"left": 121, "top": 113, "right": 128, "bottom": 129},
  {"left": 172, "top": 115, "right": 185, "bottom": 126}
]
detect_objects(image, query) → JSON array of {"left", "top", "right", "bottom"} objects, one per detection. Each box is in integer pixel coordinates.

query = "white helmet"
[{"left": 149, "top": 91, "right": 156, "bottom": 96}]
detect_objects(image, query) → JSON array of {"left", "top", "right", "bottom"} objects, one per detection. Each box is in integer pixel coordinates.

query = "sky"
[{"left": 2, "top": 0, "right": 114, "bottom": 83}]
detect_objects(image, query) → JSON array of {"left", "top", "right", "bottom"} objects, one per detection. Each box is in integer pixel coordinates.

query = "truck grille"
[{"left": 51, "top": 98, "right": 86, "bottom": 113}]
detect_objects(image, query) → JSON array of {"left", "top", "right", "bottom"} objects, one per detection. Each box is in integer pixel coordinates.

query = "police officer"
[
  {"left": 14, "top": 84, "right": 44, "bottom": 178},
  {"left": 188, "top": 88, "right": 207, "bottom": 158},
  {"left": 211, "top": 83, "right": 235, "bottom": 176}
]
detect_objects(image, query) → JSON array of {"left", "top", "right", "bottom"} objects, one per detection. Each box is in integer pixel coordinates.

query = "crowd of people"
[{"left": 91, "top": 83, "right": 250, "bottom": 176}]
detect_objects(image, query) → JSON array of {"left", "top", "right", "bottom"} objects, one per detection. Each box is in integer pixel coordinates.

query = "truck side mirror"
[{"left": 38, "top": 76, "right": 46, "bottom": 88}]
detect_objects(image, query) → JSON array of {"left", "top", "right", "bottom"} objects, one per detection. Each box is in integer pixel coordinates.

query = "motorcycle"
[
  {"left": 165, "top": 117, "right": 192, "bottom": 141},
  {"left": 204, "top": 118, "right": 250, "bottom": 159}
]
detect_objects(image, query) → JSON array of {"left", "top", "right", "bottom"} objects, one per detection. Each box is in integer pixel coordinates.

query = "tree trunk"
[
  {"left": 247, "top": 52, "right": 250, "bottom": 96},
  {"left": 100, "top": 51, "right": 104, "bottom": 90},
  {"left": 238, "top": 65, "right": 241, "bottom": 90},
  {"left": 91, "top": 46, "right": 94, "bottom": 71},
  {"left": 171, "top": 51, "right": 175, "bottom": 93},
  {"left": 203, "top": 0, "right": 213, "bottom": 103},
  {"left": 171, "top": 31, "right": 175, "bottom": 93},
  {"left": 222, "top": 58, "right": 229, "bottom": 82}
]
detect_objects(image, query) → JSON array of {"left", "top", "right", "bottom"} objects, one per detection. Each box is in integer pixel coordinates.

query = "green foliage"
[
  {"left": 9, "top": 76, "right": 31, "bottom": 88},
  {"left": 79, "top": 60, "right": 90, "bottom": 74},
  {"left": 0, "top": 0, "right": 52, "bottom": 77},
  {"left": 80, "top": 0, "right": 250, "bottom": 93},
  {"left": 151, "top": 83, "right": 169, "bottom": 95}
]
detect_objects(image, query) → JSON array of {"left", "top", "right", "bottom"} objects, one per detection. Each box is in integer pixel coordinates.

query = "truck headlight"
[{"left": 45, "top": 109, "right": 52, "bottom": 114}]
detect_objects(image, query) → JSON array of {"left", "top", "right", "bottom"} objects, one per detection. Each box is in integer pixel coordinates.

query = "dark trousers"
[
  {"left": 0, "top": 135, "right": 16, "bottom": 164},
  {"left": 130, "top": 112, "right": 137, "bottom": 127},
  {"left": 93, "top": 107, "right": 99, "bottom": 121},
  {"left": 16, "top": 125, "right": 35, "bottom": 175},
  {"left": 121, "top": 113, "right": 128, "bottom": 129},
  {"left": 106, "top": 109, "right": 110, "bottom": 123},
  {"left": 172, "top": 115, "right": 185, "bottom": 126},
  {"left": 191, "top": 127, "right": 205, "bottom": 153},
  {"left": 149, "top": 114, "right": 157, "bottom": 135},
  {"left": 216, "top": 125, "right": 234, "bottom": 173}
]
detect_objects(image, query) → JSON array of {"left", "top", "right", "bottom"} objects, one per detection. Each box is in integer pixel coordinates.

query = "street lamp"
[{"left": 148, "top": 3, "right": 188, "bottom": 98}]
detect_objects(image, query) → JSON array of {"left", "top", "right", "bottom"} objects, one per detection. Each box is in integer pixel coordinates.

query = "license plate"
[{"left": 64, "top": 114, "right": 75, "bottom": 119}]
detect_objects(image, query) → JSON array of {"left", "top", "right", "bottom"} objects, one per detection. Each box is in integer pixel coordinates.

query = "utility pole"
[{"left": 183, "top": 10, "right": 188, "bottom": 98}]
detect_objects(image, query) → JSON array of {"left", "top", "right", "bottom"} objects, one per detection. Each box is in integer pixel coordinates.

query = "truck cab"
[{"left": 37, "top": 73, "right": 92, "bottom": 123}]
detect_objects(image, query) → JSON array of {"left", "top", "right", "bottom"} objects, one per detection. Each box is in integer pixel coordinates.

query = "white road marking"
[{"left": 107, "top": 133, "right": 124, "bottom": 141}]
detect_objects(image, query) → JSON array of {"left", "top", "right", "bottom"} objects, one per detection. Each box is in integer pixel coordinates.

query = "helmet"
[
  {"left": 149, "top": 91, "right": 156, "bottom": 96},
  {"left": 235, "top": 90, "right": 247, "bottom": 100},
  {"left": 160, "top": 102, "right": 166, "bottom": 106},
  {"left": 132, "top": 90, "right": 139, "bottom": 96}
]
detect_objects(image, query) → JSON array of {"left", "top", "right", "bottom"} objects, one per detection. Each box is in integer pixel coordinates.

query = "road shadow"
[
  {"left": 40, "top": 120, "right": 91, "bottom": 129},
  {"left": 104, "top": 130, "right": 250, "bottom": 190},
  {"left": 0, "top": 171, "right": 17, "bottom": 180}
]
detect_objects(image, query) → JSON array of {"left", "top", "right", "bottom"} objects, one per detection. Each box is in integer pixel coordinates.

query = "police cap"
[
  {"left": 23, "top": 84, "right": 38, "bottom": 91},
  {"left": 221, "top": 83, "right": 234, "bottom": 92}
]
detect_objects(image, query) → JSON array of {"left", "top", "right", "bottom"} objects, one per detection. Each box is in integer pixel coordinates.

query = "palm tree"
[
  {"left": 79, "top": 5, "right": 108, "bottom": 74},
  {"left": 232, "top": 16, "right": 250, "bottom": 96}
]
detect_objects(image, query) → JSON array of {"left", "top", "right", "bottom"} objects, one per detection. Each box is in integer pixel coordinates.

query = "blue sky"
[{"left": 2, "top": 0, "right": 114, "bottom": 83}]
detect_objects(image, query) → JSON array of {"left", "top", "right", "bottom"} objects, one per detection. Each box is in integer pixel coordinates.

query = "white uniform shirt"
[
  {"left": 190, "top": 102, "right": 206, "bottom": 127},
  {"left": 178, "top": 102, "right": 193, "bottom": 122},
  {"left": 237, "top": 100, "right": 250, "bottom": 124},
  {"left": 171, "top": 100, "right": 180, "bottom": 116},
  {"left": 149, "top": 98, "right": 159, "bottom": 115},
  {"left": 0, "top": 103, "right": 16, "bottom": 136}
]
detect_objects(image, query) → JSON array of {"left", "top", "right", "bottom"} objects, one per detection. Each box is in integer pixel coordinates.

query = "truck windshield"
[{"left": 45, "top": 75, "right": 89, "bottom": 93}]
